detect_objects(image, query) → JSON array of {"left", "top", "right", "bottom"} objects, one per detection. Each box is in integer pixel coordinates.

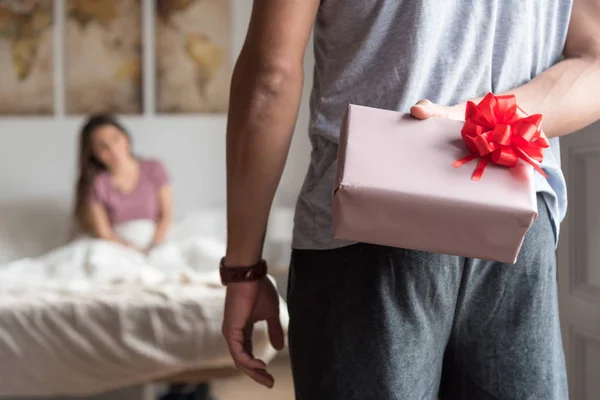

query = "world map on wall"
[
  {"left": 0, "top": 1, "right": 52, "bottom": 80},
  {"left": 156, "top": 0, "right": 196, "bottom": 20},
  {"left": 68, "top": 0, "right": 120, "bottom": 27},
  {"left": 0, "top": 0, "right": 231, "bottom": 115},
  {"left": 0, "top": 0, "right": 53, "bottom": 115},
  {"left": 155, "top": 0, "right": 230, "bottom": 113},
  {"left": 66, "top": 0, "right": 142, "bottom": 115}
]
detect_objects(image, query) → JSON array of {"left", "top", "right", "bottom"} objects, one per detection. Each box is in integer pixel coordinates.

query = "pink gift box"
[{"left": 332, "top": 104, "right": 538, "bottom": 264}]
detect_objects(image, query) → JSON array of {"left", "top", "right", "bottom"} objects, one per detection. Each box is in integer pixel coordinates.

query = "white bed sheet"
[{"left": 0, "top": 219, "right": 289, "bottom": 397}]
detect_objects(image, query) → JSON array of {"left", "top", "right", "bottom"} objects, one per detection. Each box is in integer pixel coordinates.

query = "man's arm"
[
  {"left": 413, "top": 0, "right": 600, "bottom": 136},
  {"left": 505, "top": 0, "right": 600, "bottom": 138},
  {"left": 221, "top": 1, "right": 319, "bottom": 388},
  {"left": 225, "top": 0, "right": 319, "bottom": 266},
  {"left": 447, "top": 0, "right": 600, "bottom": 138}
]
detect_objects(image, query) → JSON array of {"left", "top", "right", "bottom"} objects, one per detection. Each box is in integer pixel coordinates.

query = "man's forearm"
[
  {"left": 510, "top": 56, "right": 600, "bottom": 138},
  {"left": 225, "top": 55, "right": 304, "bottom": 265},
  {"left": 451, "top": 56, "right": 600, "bottom": 138}
]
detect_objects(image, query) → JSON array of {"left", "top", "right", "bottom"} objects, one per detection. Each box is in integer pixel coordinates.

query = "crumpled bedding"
[{"left": 0, "top": 220, "right": 289, "bottom": 397}]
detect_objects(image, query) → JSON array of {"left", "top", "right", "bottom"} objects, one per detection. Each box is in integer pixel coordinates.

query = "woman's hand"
[
  {"left": 143, "top": 241, "right": 161, "bottom": 255},
  {"left": 88, "top": 203, "right": 139, "bottom": 250},
  {"left": 119, "top": 240, "right": 146, "bottom": 253}
]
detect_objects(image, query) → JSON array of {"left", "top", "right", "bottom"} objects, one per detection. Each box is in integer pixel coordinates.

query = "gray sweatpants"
[{"left": 287, "top": 195, "right": 568, "bottom": 399}]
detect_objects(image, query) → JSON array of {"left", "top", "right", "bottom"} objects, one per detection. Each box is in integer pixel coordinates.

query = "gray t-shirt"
[{"left": 292, "top": 0, "right": 572, "bottom": 250}]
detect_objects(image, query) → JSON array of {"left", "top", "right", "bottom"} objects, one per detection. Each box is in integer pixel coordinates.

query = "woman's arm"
[
  {"left": 88, "top": 202, "right": 135, "bottom": 248},
  {"left": 148, "top": 185, "right": 173, "bottom": 251}
]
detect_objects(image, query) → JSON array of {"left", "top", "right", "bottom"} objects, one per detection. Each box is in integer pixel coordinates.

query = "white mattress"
[{"left": 0, "top": 218, "right": 290, "bottom": 397}]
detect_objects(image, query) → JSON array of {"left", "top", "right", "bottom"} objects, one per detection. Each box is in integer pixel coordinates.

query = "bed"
[{"left": 0, "top": 204, "right": 293, "bottom": 397}]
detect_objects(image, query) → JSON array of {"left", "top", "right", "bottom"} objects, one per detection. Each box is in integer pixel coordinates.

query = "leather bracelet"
[{"left": 219, "top": 257, "right": 268, "bottom": 285}]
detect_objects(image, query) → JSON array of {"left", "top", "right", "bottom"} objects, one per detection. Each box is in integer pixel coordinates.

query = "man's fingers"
[
  {"left": 267, "top": 316, "right": 285, "bottom": 351},
  {"left": 231, "top": 346, "right": 267, "bottom": 371},
  {"left": 410, "top": 99, "right": 450, "bottom": 120},
  {"left": 409, "top": 104, "right": 431, "bottom": 119},
  {"left": 226, "top": 333, "right": 267, "bottom": 370},
  {"left": 239, "top": 364, "right": 275, "bottom": 388},
  {"left": 226, "top": 335, "right": 274, "bottom": 388},
  {"left": 243, "top": 324, "right": 254, "bottom": 356},
  {"left": 410, "top": 99, "right": 434, "bottom": 119}
]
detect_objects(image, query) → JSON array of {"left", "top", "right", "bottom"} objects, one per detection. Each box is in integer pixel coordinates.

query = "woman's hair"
[{"left": 74, "top": 114, "right": 130, "bottom": 229}]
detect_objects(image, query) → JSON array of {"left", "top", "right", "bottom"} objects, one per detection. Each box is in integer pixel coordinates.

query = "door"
[{"left": 558, "top": 121, "right": 600, "bottom": 400}]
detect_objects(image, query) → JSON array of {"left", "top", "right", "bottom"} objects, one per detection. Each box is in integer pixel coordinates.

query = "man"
[{"left": 221, "top": 0, "right": 600, "bottom": 398}]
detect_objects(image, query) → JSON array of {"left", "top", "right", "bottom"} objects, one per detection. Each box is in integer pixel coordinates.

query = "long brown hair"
[{"left": 74, "top": 114, "right": 131, "bottom": 230}]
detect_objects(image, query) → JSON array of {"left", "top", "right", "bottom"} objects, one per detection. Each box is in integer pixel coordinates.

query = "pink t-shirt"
[{"left": 88, "top": 159, "right": 170, "bottom": 225}]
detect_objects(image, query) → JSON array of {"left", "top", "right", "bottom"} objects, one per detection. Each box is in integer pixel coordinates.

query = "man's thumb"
[{"left": 410, "top": 99, "right": 450, "bottom": 120}]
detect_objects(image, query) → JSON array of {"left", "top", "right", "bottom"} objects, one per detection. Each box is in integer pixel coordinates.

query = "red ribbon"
[{"left": 453, "top": 92, "right": 549, "bottom": 181}]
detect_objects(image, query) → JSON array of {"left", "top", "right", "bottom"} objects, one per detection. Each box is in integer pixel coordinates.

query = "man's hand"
[{"left": 222, "top": 278, "right": 284, "bottom": 388}]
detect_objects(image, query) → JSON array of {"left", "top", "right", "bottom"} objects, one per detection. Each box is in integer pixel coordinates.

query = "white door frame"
[{"left": 557, "top": 121, "right": 600, "bottom": 400}]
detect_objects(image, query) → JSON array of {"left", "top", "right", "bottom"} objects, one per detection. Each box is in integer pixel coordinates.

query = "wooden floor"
[{"left": 211, "top": 356, "right": 294, "bottom": 400}]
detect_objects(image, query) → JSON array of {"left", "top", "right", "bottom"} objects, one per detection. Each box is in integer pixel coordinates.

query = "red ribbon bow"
[{"left": 453, "top": 92, "right": 549, "bottom": 181}]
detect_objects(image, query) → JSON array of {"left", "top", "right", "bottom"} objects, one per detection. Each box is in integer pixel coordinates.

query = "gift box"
[{"left": 332, "top": 95, "right": 548, "bottom": 264}]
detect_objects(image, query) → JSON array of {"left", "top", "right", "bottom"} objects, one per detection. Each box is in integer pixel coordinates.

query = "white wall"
[{"left": 0, "top": 0, "right": 312, "bottom": 220}]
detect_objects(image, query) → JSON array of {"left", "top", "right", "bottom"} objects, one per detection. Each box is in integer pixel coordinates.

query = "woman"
[
  {"left": 74, "top": 114, "right": 215, "bottom": 400},
  {"left": 74, "top": 114, "right": 172, "bottom": 252}
]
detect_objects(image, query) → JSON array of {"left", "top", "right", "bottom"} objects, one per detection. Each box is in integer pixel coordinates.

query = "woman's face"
[{"left": 91, "top": 124, "right": 131, "bottom": 169}]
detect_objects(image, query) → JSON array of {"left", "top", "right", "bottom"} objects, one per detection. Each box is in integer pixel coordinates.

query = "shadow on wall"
[{"left": 0, "top": 198, "right": 73, "bottom": 264}]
